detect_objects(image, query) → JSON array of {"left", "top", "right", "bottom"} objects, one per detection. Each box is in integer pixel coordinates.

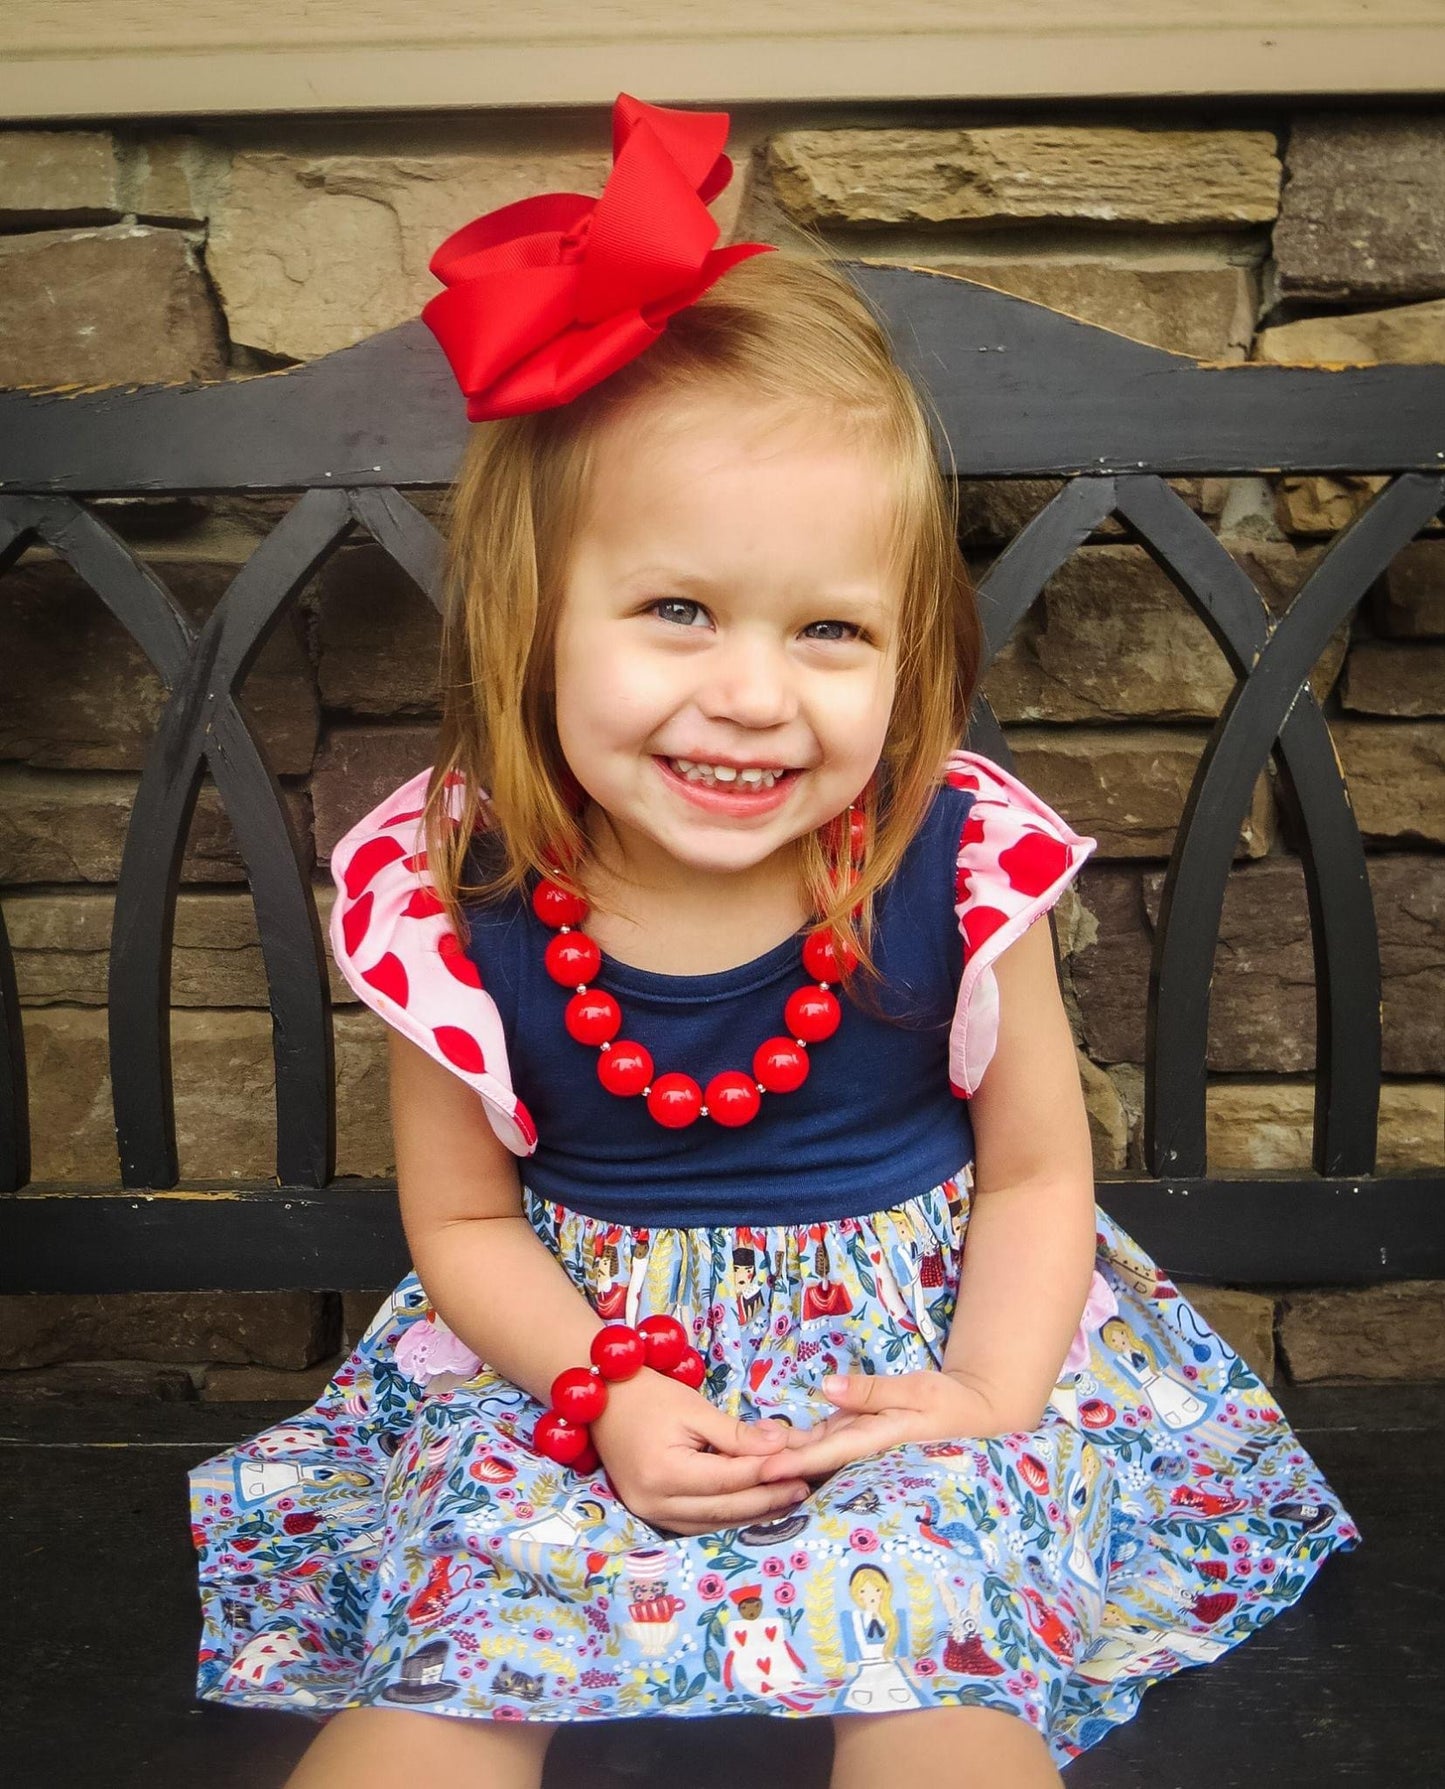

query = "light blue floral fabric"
[{"left": 189, "top": 1165, "right": 1357, "bottom": 1766}]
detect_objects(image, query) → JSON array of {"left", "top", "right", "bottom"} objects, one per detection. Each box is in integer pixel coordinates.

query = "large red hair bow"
[{"left": 421, "top": 93, "right": 775, "bottom": 421}]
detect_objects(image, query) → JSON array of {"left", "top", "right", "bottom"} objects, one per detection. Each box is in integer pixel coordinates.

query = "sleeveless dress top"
[
  {"left": 460, "top": 778, "right": 977, "bottom": 1227},
  {"left": 186, "top": 751, "right": 1360, "bottom": 1764}
]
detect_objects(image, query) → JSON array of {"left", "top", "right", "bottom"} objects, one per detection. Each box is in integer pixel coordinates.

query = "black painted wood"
[
  {"left": 5, "top": 1385, "right": 1437, "bottom": 1788},
  {"left": 3, "top": 1175, "right": 1441, "bottom": 1295}
]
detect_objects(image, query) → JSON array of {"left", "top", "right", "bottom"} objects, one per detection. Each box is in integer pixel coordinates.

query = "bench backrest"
[{"left": 1, "top": 266, "right": 1441, "bottom": 1292}]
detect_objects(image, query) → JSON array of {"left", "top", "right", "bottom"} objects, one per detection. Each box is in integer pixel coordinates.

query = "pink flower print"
[
  {"left": 394, "top": 1315, "right": 482, "bottom": 1384},
  {"left": 789, "top": 1550, "right": 810, "bottom": 1572},
  {"left": 914, "top": 1657, "right": 938, "bottom": 1677},
  {"left": 1062, "top": 1271, "right": 1118, "bottom": 1374},
  {"left": 697, "top": 1573, "right": 728, "bottom": 1602},
  {"left": 494, "top": 1705, "right": 523, "bottom": 1720},
  {"left": 772, "top": 1313, "right": 792, "bottom": 1340},
  {"left": 775, "top": 1582, "right": 797, "bottom": 1606},
  {"left": 849, "top": 1528, "right": 879, "bottom": 1553},
  {"left": 761, "top": 1556, "right": 785, "bottom": 1577}
]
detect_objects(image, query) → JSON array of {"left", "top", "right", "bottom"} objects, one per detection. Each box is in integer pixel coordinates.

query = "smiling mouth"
[{"left": 662, "top": 757, "right": 796, "bottom": 789}]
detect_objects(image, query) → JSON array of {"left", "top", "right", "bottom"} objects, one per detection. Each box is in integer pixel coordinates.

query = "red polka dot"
[
  {"left": 403, "top": 852, "right": 429, "bottom": 873},
  {"left": 514, "top": 1101, "right": 538, "bottom": 1148},
  {"left": 437, "top": 931, "right": 483, "bottom": 988},
  {"left": 434, "top": 1026, "right": 486, "bottom": 1073},
  {"left": 341, "top": 890, "right": 374, "bottom": 959},
  {"left": 343, "top": 836, "right": 405, "bottom": 900},
  {"left": 998, "top": 829, "right": 1070, "bottom": 896},
  {"left": 950, "top": 1079, "right": 968, "bottom": 1099},
  {"left": 388, "top": 807, "right": 426, "bottom": 825},
  {"left": 945, "top": 769, "right": 980, "bottom": 792},
  {"left": 961, "top": 811, "right": 987, "bottom": 847},
  {"left": 403, "top": 888, "right": 445, "bottom": 919},
  {"left": 963, "top": 904, "right": 1008, "bottom": 951},
  {"left": 361, "top": 952, "right": 408, "bottom": 1006},
  {"left": 955, "top": 864, "right": 972, "bottom": 902}
]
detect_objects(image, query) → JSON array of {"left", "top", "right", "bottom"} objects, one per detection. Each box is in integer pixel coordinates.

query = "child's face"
[{"left": 553, "top": 393, "right": 900, "bottom": 891}]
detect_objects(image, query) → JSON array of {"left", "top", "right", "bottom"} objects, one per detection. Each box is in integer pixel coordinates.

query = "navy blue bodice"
[{"left": 462, "top": 783, "right": 976, "bottom": 1226}]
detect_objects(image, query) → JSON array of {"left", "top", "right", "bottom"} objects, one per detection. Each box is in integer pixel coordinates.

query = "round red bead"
[
  {"left": 636, "top": 1314, "right": 689, "bottom": 1373},
  {"left": 753, "top": 1037, "right": 809, "bottom": 1094},
  {"left": 550, "top": 1365, "right": 607, "bottom": 1424},
  {"left": 572, "top": 1439, "right": 601, "bottom": 1475},
  {"left": 802, "top": 929, "right": 858, "bottom": 982},
  {"left": 785, "top": 985, "right": 841, "bottom": 1043},
  {"left": 646, "top": 1073, "right": 703, "bottom": 1128},
  {"left": 534, "top": 1410, "right": 589, "bottom": 1465},
  {"left": 532, "top": 879, "right": 589, "bottom": 928},
  {"left": 590, "top": 1325, "right": 646, "bottom": 1381},
  {"left": 705, "top": 1070, "right": 762, "bottom": 1127},
  {"left": 564, "top": 989, "right": 621, "bottom": 1046},
  {"left": 598, "top": 1040, "right": 653, "bottom": 1097},
  {"left": 544, "top": 930, "right": 601, "bottom": 987},
  {"left": 667, "top": 1347, "right": 707, "bottom": 1389}
]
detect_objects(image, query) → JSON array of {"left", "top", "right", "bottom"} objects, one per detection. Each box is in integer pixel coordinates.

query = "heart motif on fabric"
[
  {"left": 748, "top": 1359, "right": 772, "bottom": 1394},
  {"left": 757, "top": 1656, "right": 772, "bottom": 1675}
]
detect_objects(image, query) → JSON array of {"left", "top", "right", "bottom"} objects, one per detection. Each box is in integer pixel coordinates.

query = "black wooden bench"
[{"left": 2, "top": 268, "right": 1442, "bottom": 1786}]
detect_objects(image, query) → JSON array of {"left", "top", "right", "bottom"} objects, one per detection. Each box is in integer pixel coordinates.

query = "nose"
[{"left": 694, "top": 628, "right": 798, "bottom": 731}]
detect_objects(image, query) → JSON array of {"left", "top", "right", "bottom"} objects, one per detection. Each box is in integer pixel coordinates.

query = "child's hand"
[
  {"left": 589, "top": 1371, "right": 813, "bottom": 1537},
  {"left": 755, "top": 1369, "right": 1011, "bottom": 1484}
]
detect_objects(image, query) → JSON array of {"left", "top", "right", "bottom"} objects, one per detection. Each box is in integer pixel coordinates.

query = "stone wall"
[{"left": 1, "top": 105, "right": 1441, "bottom": 1398}]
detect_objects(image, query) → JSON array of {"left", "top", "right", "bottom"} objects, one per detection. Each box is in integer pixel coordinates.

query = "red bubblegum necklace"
[{"left": 533, "top": 805, "right": 866, "bottom": 1131}]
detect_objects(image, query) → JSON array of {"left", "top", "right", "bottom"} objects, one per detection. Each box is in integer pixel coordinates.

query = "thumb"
[
  {"left": 821, "top": 1373, "right": 888, "bottom": 1410},
  {"left": 706, "top": 1410, "right": 791, "bottom": 1455}
]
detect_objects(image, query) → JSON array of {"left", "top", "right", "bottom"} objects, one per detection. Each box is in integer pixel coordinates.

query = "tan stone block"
[
  {"left": 1376, "top": 542, "right": 1445, "bottom": 640},
  {"left": 1005, "top": 728, "right": 1272, "bottom": 859},
  {"left": 1076, "top": 1050, "right": 1127, "bottom": 1173},
  {"left": 1278, "top": 1282, "right": 1445, "bottom": 1382},
  {"left": 0, "top": 768, "right": 312, "bottom": 885},
  {"left": 1175, "top": 1285, "right": 1277, "bottom": 1384},
  {"left": 981, "top": 543, "right": 1335, "bottom": 725},
  {"left": 0, "top": 225, "right": 225, "bottom": 392},
  {"left": 315, "top": 543, "right": 443, "bottom": 716},
  {"left": 335, "top": 1007, "right": 396, "bottom": 1179},
  {"left": 341, "top": 1288, "right": 393, "bottom": 1349},
  {"left": 1205, "top": 1080, "right": 1444, "bottom": 1172},
  {"left": 123, "top": 134, "right": 226, "bottom": 226},
  {"left": 0, "top": 552, "right": 318, "bottom": 774},
  {"left": 1341, "top": 641, "right": 1445, "bottom": 718},
  {"left": 957, "top": 477, "right": 1223, "bottom": 550},
  {"left": 0, "top": 129, "right": 119, "bottom": 225},
  {"left": 1273, "top": 474, "right": 1399, "bottom": 538},
  {"left": 4, "top": 884, "right": 354, "bottom": 1009},
  {"left": 1276, "top": 115, "right": 1445, "bottom": 304},
  {"left": 201, "top": 1353, "right": 346, "bottom": 1402},
  {"left": 1334, "top": 721, "right": 1445, "bottom": 843},
  {"left": 933, "top": 263, "right": 1256, "bottom": 361},
  {"left": 1256, "top": 299, "right": 1445, "bottom": 366},
  {"left": 208, "top": 147, "right": 613, "bottom": 361},
  {"left": 765, "top": 128, "right": 1279, "bottom": 229},
  {"left": 0, "top": 1290, "right": 332, "bottom": 1370},
  {"left": 20, "top": 1007, "right": 273, "bottom": 1182},
  {"left": 312, "top": 725, "right": 438, "bottom": 863}
]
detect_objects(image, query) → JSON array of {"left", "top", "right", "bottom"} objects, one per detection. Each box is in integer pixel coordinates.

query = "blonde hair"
[{"left": 422, "top": 250, "right": 981, "bottom": 996}]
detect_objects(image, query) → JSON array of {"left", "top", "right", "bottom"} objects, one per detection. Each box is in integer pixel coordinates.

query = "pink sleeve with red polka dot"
[
  {"left": 944, "top": 750, "right": 1097, "bottom": 1098},
  {"left": 326, "top": 767, "right": 538, "bottom": 1157}
]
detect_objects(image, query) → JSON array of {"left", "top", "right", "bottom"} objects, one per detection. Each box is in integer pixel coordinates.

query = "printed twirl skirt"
[{"left": 189, "top": 1167, "right": 1358, "bottom": 1768}]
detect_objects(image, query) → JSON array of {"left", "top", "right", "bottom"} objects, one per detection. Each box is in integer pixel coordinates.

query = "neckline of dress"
[{"left": 589, "top": 924, "right": 810, "bottom": 1003}]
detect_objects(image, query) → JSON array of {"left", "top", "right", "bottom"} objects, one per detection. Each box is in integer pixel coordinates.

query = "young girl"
[{"left": 189, "top": 94, "right": 1358, "bottom": 1788}]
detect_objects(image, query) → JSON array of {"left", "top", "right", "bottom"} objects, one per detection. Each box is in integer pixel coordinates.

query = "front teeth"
[{"left": 670, "top": 759, "right": 785, "bottom": 789}]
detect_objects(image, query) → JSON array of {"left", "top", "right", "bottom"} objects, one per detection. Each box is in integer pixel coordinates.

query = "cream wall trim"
[{"left": 5, "top": 2, "right": 1445, "bottom": 120}]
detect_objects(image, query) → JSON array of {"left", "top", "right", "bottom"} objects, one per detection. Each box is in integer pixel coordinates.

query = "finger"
[
  {"left": 759, "top": 1414, "right": 908, "bottom": 1482},
  {"left": 701, "top": 1410, "right": 792, "bottom": 1456},
  {"left": 755, "top": 1414, "right": 861, "bottom": 1478},
  {"left": 663, "top": 1444, "right": 798, "bottom": 1498},
  {"left": 821, "top": 1372, "right": 921, "bottom": 1413},
  {"left": 655, "top": 1478, "right": 813, "bottom": 1536}
]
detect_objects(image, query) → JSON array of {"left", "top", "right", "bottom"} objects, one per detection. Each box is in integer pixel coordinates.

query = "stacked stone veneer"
[{"left": 0, "top": 110, "right": 1441, "bottom": 1399}]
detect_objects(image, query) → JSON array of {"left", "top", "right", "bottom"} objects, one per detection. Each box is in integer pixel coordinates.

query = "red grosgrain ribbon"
[{"left": 421, "top": 92, "right": 776, "bottom": 421}]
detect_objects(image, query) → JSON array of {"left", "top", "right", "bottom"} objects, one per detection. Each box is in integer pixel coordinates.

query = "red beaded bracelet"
[{"left": 532, "top": 1316, "right": 707, "bottom": 1472}]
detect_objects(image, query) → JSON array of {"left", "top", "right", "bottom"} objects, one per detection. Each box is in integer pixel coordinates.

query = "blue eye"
[
  {"left": 804, "top": 620, "right": 863, "bottom": 642},
  {"left": 651, "top": 599, "right": 708, "bottom": 627}
]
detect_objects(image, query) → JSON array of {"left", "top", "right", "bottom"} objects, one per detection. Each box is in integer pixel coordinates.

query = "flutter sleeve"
[
  {"left": 326, "top": 766, "right": 538, "bottom": 1157},
  {"left": 943, "top": 749, "right": 1098, "bottom": 1099}
]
